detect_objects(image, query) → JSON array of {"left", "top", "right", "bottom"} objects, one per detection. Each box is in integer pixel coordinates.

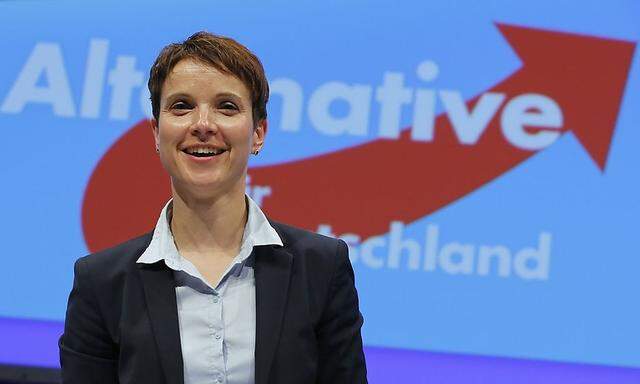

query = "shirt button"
[
  {"left": 215, "top": 334, "right": 221, "bottom": 340},
  {"left": 212, "top": 297, "right": 219, "bottom": 303}
]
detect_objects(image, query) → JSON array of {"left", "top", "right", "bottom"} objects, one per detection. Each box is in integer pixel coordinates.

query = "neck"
[{"left": 169, "top": 183, "right": 248, "bottom": 257}]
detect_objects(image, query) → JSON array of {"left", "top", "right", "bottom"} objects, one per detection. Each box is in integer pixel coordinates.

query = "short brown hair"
[{"left": 148, "top": 31, "right": 269, "bottom": 124}]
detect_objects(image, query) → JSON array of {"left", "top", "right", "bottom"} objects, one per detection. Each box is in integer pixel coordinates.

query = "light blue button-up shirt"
[{"left": 136, "top": 196, "right": 283, "bottom": 384}]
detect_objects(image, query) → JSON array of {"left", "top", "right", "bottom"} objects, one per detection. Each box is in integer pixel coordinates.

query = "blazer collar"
[
  {"left": 138, "top": 262, "right": 185, "bottom": 384},
  {"left": 253, "top": 244, "right": 293, "bottom": 384},
  {"left": 137, "top": 232, "right": 293, "bottom": 384}
]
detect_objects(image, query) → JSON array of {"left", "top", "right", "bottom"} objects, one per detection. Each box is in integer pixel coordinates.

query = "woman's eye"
[
  {"left": 220, "top": 101, "right": 238, "bottom": 110},
  {"left": 171, "top": 101, "right": 191, "bottom": 110}
]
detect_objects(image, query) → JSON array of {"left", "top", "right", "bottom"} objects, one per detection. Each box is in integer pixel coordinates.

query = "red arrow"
[
  {"left": 249, "top": 23, "right": 635, "bottom": 238},
  {"left": 82, "top": 23, "right": 635, "bottom": 253}
]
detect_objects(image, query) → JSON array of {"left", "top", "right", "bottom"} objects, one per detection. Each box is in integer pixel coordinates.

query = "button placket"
[{"left": 211, "top": 290, "right": 224, "bottom": 361}]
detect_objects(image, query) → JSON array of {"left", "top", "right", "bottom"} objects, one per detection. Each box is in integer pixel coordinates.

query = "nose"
[{"left": 190, "top": 105, "right": 217, "bottom": 140}]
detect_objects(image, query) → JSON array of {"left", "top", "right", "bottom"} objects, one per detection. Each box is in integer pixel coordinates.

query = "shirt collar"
[{"left": 136, "top": 194, "right": 283, "bottom": 266}]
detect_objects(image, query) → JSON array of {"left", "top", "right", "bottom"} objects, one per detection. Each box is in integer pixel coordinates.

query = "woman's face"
[{"left": 153, "top": 58, "right": 265, "bottom": 198}]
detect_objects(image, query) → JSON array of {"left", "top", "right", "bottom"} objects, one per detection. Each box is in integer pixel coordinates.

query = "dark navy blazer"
[{"left": 59, "top": 221, "right": 367, "bottom": 384}]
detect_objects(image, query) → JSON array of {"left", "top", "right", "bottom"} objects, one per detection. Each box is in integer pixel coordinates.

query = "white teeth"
[{"left": 186, "top": 147, "right": 225, "bottom": 155}]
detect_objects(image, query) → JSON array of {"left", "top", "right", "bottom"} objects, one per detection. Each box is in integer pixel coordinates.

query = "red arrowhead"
[
  {"left": 82, "top": 24, "right": 635, "bottom": 252},
  {"left": 495, "top": 23, "right": 636, "bottom": 170}
]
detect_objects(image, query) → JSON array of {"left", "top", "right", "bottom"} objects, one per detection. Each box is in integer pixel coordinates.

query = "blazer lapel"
[
  {"left": 254, "top": 245, "right": 293, "bottom": 384},
  {"left": 138, "top": 263, "right": 184, "bottom": 384}
]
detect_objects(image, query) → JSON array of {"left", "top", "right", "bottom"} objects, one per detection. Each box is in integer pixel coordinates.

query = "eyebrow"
[
  {"left": 163, "top": 92, "right": 192, "bottom": 105},
  {"left": 163, "top": 91, "right": 244, "bottom": 104},
  {"left": 215, "top": 92, "right": 243, "bottom": 102}
]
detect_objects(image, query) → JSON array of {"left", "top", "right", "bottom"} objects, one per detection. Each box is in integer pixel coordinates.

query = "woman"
[{"left": 59, "top": 31, "right": 367, "bottom": 384}]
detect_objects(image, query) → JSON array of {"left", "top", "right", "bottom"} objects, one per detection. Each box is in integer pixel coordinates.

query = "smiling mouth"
[{"left": 182, "top": 148, "right": 227, "bottom": 158}]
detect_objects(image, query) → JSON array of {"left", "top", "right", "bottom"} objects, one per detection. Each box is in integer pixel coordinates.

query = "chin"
[
  {"left": 174, "top": 176, "right": 242, "bottom": 197},
  {"left": 186, "top": 178, "right": 224, "bottom": 191}
]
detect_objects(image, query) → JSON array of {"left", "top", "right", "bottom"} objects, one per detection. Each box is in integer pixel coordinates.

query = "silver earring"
[
  {"left": 155, "top": 146, "right": 159, "bottom": 153},
  {"left": 253, "top": 149, "right": 260, "bottom": 156}
]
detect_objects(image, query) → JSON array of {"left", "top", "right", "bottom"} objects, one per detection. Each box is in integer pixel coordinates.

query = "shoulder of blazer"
[
  {"left": 268, "top": 220, "right": 348, "bottom": 277},
  {"left": 68, "top": 232, "right": 155, "bottom": 340},
  {"left": 77, "top": 231, "right": 155, "bottom": 287},
  {"left": 270, "top": 220, "right": 343, "bottom": 253}
]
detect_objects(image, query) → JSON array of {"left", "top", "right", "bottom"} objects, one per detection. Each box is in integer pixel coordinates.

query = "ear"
[
  {"left": 151, "top": 118, "right": 160, "bottom": 149},
  {"left": 252, "top": 119, "right": 267, "bottom": 153}
]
